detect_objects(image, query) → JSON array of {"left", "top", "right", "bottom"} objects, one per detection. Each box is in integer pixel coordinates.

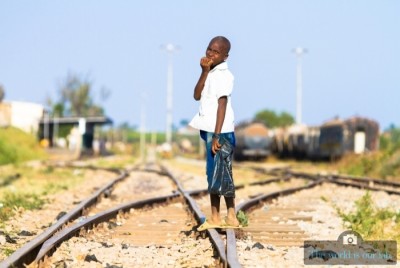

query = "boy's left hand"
[{"left": 212, "top": 138, "right": 221, "bottom": 154}]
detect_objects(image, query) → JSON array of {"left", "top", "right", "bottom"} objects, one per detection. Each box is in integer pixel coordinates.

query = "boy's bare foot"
[
  {"left": 208, "top": 217, "right": 224, "bottom": 226},
  {"left": 225, "top": 216, "right": 240, "bottom": 227}
]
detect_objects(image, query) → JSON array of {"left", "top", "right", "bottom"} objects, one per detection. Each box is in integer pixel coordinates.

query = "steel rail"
[
  {"left": 185, "top": 174, "right": 293, "bottom": 198},
  {"left": 47, "top": 161, "right": 129, "bottom": 175},
  {"left": 233, "top": 163, "right": 291, "bottom": 175},
  {"left": 236, "top": 176, "right": 325, "bottom": 215},
  {"left": 332, "top": 174, "right": 400, "bottom": 188},
  {"left": 33, "top": 193, "right": 180, "bottom": 262},
  {"left": 1, "top": 170, "right": 129, "bottom": 268},
  {"left": 161, "top": 166, "right": 304, "bottom": 268},
  {"left": 225, "top": 173, "right": 323, "bottom": 268},
  {"left": 328, "top": 178, "right": 400, "bottom": 195},
  {"left": 3, "top": 161, "right": 230, "bottom": 267},
  {"left": 159, "top": 164, "right": 229, "bottom": 266},
  {"left": 226, "top": 229, "right": 241, "bottom": 268}
]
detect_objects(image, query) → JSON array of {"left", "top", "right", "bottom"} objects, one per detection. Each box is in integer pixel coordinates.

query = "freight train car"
[
  {"left": 272, "top": 124, "right": 310, "bottom": 159},
  {"left": 318, "top": 117, "right": 380, "bottom": 160},
  {"left": 234, "top": 121, "right": 273, "bottom": 161},
  {"left": 272, "top": 116, "right": 379, "bottom": 160}
]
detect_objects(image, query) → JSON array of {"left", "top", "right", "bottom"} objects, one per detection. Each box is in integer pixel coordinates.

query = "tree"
[
  {"left": 254, "top": 109, "right": 295, "bottom": 128},
  {"left": 279, "top": 111, "right": 295, "bottom": 127},
  {"left": 0, "top": 85, "right": 5, "bottom": 102},
  {"left": 53, "top": 73, "right": 109, "bottom": 117}
]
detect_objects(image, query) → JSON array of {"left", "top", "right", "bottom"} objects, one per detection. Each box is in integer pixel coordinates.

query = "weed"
[
  {"left": 337, "top": 192, "right": 400, "bottom": 239},
  {"left": 320, "top": 196, "right": 328, "bottom": 202},
  {"left": 3, "top": 248, "right": 15, "bottom": 256},
  {"left": 42, "top": 182, "right": 69, "bottom": 195},
  {"left": 236, "top": 210, "right": 249, "bottom": 227},
  {"left": 44, "top": 166, "right": 54, "bottom": 174},
  {"left": 380, "top": 151, "right": 400, "bottom": 179},
  {"left": 0, "top": 192, "right": 45, "bottom": 221}
]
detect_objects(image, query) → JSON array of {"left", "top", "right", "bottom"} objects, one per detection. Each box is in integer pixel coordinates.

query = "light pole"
[
  {"left": 292, "top": 47, "right": 307, "bottom": 125},
  {"left": 140, "top": 91, "right": 146, "bottom": 162},
  {"left": 161, "top": 43, "right": 179, "bottom": 145}
]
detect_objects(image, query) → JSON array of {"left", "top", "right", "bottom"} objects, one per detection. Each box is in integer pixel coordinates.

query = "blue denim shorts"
[{"left": 200, "top": 130, "right": 236, "bottom": 187}]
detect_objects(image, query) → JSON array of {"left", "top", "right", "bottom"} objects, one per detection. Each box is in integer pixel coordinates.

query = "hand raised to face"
[{"left": 200, "top": 57, "right": 213, "bottom": 72}]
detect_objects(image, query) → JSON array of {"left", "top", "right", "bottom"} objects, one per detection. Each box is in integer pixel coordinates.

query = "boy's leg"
[
  {"left": 209, "top": 194, "right": 222, "bottom": 224},
  {"left": 221, "top": 132, "right": 239, "bottom": 226},
  {"left": 202, "top": 131, "right": 223, "bottom": 225},
  {"left": 224, "top": 196, "right": 239, "bottom": 226}
]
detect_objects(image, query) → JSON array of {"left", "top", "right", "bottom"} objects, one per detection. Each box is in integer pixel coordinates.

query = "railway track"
[
  {"left": 1, "top": 161, "right": 231, "bottom": 267},
  {"left": 329, "top": 174, "right": 400, "bottom": 195},
  {"left": 1, "top": 158, "right": 399, "bottom": 267}
]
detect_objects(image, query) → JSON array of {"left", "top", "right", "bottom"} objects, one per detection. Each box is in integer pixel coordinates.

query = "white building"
[{"left": 0, "top": 101, "right": 44, "bottom": 134}]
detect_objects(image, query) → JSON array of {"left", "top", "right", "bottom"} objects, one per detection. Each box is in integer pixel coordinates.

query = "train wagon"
[
  {"left": 318, "top": 116, "right": 380, "bottom": 159},
  {"left": 234, "top": 121, "right": 273, "bottom": 161},
  {"left": 272, "top": 116, "right": 380, "bottom": 160},
  {"left": 272, "top": 124, "right": 313, "bottom": 159}
]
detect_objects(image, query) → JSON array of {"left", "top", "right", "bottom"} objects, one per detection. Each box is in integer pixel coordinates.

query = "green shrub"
[
  {"left": 0, "top": 127, "right": 46, "bottom": 165},
  {"left": 337, "top": 192, "right": 400, "bottom": 238}
]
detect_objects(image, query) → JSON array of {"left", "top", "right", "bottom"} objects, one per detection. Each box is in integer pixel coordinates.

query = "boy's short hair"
[{"left": 212, "top": 36, "right": 231, "bottom": 54}]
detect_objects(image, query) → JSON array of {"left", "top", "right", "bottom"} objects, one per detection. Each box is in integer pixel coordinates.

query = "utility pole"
[
  {"left": 292, "top": 47, "right": 307, "bottom": 125},
  {"left": 140, "top": 92, "right": 146, "bottom": 162},
  {"left": 161, "top": 43, "right": 179, "bottom": 146}
]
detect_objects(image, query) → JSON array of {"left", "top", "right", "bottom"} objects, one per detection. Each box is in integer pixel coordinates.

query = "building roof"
[{"left": 39, "top": 116, "right": 113, "bottom": 125}]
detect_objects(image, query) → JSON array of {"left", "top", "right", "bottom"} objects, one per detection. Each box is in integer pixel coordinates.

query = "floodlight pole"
[
  {"left": 161, "top": 43, "right": 179, "bottom": 146},
  {"left": 292, "top": 47, "right": 307, "bottom": 125}
]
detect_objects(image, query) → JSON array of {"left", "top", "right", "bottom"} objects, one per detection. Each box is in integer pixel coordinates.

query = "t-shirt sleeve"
[{"left": 214, "top": 71, "right": 234, "bottom": 99}]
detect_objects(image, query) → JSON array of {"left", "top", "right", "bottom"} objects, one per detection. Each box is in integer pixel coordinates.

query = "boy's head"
[{"left": 206, "top": 36, "right": 231, "bottom": 67}]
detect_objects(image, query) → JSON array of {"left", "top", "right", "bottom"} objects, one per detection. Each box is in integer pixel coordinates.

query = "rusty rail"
[{"left": 1, "top": 168, "right": 129, "bottom": 268}]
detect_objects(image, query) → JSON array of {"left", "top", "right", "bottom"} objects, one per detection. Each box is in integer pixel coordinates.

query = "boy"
[{"left": 189, "top": 36, "right": 239, "bottom": 227}]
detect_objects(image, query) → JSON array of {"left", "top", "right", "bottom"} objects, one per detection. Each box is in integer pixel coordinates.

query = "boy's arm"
[
  {"left": 193, "top": 71, "right": 208, "bottom": 100},
  {"left": 212, "top": 96, "right": 227, "bottom": 154},
  {"left": 193, "top": 57, "right": 213, "bottom": 100}
]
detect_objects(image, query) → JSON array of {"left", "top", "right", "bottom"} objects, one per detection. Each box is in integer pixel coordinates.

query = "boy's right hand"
[{"left": 200, "top": 57, "right": 213, "bottom": 71}]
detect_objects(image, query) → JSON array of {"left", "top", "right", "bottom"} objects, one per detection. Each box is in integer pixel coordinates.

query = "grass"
[
  {"left": 334, "top": 152, "right": 394, "bottom": 179},
  {"left": 0, "top": 164, "right": 85, "bottom": 223},
  {"left": 0, "top": 127, "right": 47, "bottom": 165},
  {"left": 0, "top": 192, "right": 45, "bottom": 222}
]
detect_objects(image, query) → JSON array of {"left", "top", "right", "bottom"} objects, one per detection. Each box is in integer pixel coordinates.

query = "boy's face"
[{"left": 206, "top": 40, "right": 228, "bottom": 67}]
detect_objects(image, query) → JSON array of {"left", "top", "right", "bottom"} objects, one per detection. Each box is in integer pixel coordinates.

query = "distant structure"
[
  {"left": 0, "top": 101, "right": 44, "bottom": 133},
  {"left": 38, "top": 116, "right": 113, "bottom": 153},
  {"left": 0, "top": 100, "right": 113, "bottom": 155}
]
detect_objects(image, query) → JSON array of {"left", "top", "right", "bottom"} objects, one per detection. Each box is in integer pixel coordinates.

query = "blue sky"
[{"left": 1, "top": 1, "right": 399, "bottom": 131}]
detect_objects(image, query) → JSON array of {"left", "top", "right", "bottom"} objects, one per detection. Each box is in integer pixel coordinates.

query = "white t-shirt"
[{"left": 189, "top": 61, "right": 235, "bottom": 133}]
